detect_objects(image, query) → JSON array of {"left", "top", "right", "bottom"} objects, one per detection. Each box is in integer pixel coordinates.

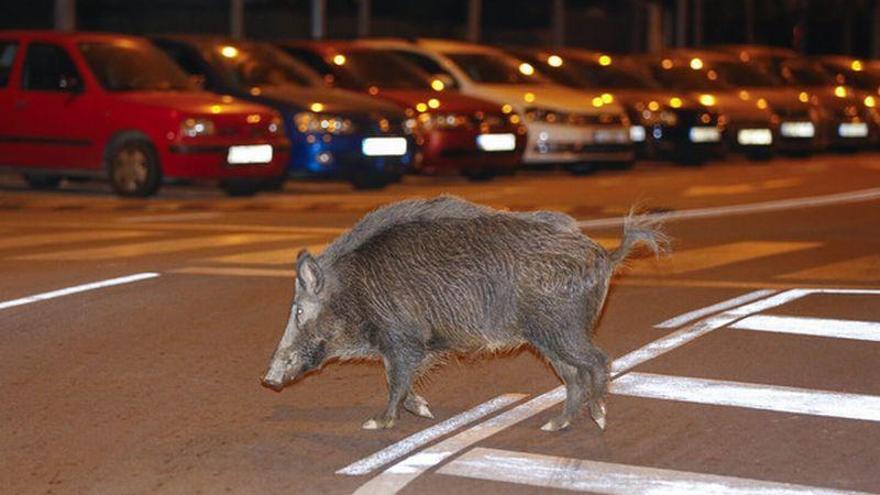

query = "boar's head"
[{"left": 262, "top": 249, "right": 340, "bottom": 391}]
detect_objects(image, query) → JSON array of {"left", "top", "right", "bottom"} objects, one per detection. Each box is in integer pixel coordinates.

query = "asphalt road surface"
[{"left": 1, "top": 154, "right": 879, "bottom": 495}]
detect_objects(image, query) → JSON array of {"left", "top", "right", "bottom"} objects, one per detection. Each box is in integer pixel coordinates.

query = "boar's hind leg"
[
  {"left": 403, "top": 392, "right": 434, "bottom": 419},
  {"left": 362, "top": 347, "right": 425, "bottom": 430},
  {"left": 559, "top": 344, "right": 609, "bottom": 431},
  {"left": 540, "top": 358, "right": 584, "bottom": 432}
]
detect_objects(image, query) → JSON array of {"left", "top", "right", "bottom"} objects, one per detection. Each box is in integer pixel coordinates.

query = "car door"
[
  {"left": 13, "top": 41, "right": 99, "bottom": 170},
  {"left": 0, "top": 39, "right": 23, "bottom": 167}
]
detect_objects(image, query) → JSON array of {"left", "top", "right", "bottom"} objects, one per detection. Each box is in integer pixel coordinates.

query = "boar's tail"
[{"left": 608, "top": 211, "right": 669, "bottom": 268}]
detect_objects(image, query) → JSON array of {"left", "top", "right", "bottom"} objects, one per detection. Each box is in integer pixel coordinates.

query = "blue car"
[{"left": 151, "top": 36, "right": 414, "bottom": 189}]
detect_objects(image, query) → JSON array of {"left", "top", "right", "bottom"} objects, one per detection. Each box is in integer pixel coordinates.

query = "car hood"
[
  {"left": 466, "top": 83, "right": 623, "bottom": 114},
  {"left": 739, "top": 87, "right": 814, "bottom": 115},
  {"left": 115, "top": 91, "right": 271, "bottom": 116},
  {"left": 610, "top": 89, "right": 704, "bottom": 111},
  {"left": 376, "top": 89, "right": 505, "bottom": 113},
  {"left": 690, "top": 91, "right": 775, "bottom": 123},
  {"left": 254, "top": 85, "right": 405, "bottom": 117}
]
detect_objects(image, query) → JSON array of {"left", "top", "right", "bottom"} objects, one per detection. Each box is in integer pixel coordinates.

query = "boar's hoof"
[
  {"left": 403, "top": 393, "right": 434, "bottom": 419},
  {"left": 540, "top": 416, "right": 571, "bottom": 432},
  {"left": 590, "top": 400, "right": 607, "bottom": 431},
  {"left": 362, "top": 417, "right": 396, "bottom": 430}
]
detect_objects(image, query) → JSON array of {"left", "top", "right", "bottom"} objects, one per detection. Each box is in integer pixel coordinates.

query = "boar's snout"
[{"left": 261, "top": 375, "right": 285, "bottom": 392}]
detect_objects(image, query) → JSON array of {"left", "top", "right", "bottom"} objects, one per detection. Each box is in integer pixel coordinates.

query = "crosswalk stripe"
[
  {"left": 730, "top": 314, "right": 880, "bottom": 342},
  {"left": 172, "top": 266, "right": 295, "bottom": 278},
  {"left": 15, "top": 233, "right": 310, "bottom": 261},
  {"left": 778, "top": 254, "right": 880, "bottom": 282},
  {"left": 629, "top": 241, "right": 822, "bottom": 275},
  {"left": 0, "top": 230, "right": 152, "bottom": 251},
  {"left": 438, "top": 447, "right": 870, "bottom": 495},
  {"left": 613, "top": 372, "right": 880, "bottom": 423}
]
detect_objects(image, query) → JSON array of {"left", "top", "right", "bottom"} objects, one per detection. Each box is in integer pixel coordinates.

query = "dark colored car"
[
  {"left": 507, "top": 47, "right": 724, "bottom": 164},
  {"left": 0, "top": 31, "right": 289, "bottom": 197},
  {"left": 277, "top": 40, "right": 526, "bottom": 180},
  {"left": 714, "top": 45, "right": 879, "bottom": 150},
  {"left": 151, "top": 36, "right": 414, "bottom": 189}
]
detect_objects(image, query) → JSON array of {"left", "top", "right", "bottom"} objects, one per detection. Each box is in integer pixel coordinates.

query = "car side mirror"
[{"left": 189, "top": 74, "right": 206, "bottom": 89}]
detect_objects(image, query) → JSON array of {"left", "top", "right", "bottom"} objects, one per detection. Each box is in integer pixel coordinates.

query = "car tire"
[
  {"left": 106, "top": 135, "right": 162, "bottom": 198},
  {"left": 23, "top": 174, "right": 62, "bottom": 190},
  {"left": 350, "top": 172, "right": 393, "bottom": 190},
  {"left": 220, "top": 179, "right": 263, "bottom": 197},
  {"left": 463, "top": 167, "right": 497, "bottom": 182}
]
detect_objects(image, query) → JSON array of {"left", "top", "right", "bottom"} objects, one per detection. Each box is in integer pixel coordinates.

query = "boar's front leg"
[{"left": 363, "top": 344, "right": 425, "bottom": 430}]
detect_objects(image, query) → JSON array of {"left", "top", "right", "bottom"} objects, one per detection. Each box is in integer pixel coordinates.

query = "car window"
[
  {"left": 152, "top": 40, "right": 207, "bottom": 82},
  {"left": 79, "top": 41, "right": 193, "bottom": 92},
  {"left": 444, "top": 52, "right": 542, "bottom": 84},
  {"left": 22, "top": 42, "right": 82, "bottom": 92},
  {"left": 279, "top": 47, "right": 332, "bottom": 75},
  {"left": 0, "top": 41, "right": 17, "bottom": 88},
  {"left": 392, "top": 50, "right": 459, "bottom": 89},
  {"left": 206, "top": 42, "right": 321, "bottom": 89},
  {"left": 330, "top": 49, "right": 434, "bottom": 90}
]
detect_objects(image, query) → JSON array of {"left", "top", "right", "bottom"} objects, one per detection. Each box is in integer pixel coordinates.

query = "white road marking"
[
  {"left": 119, "top": 212, "right": 223, "bottom": 223},
  {"left": 0, "top": 272, "right": 160, "bottom": 310},
  {"left": 655, "top": 289, "right": 777, "bottom": 328},
  {"left": 350, "top": 388, "right": 566, "bottom": 494},
  {"left": 576, "top": 187, "right": 880, "bottom": 229},
  {"left": 336, "top": 393, "right": 526, "bottom": 476},
  {"left": 731, "top": 315, "right": 880, "bottom": 342},
  {"left": 438, "top": 447, "right": 874, "bottom": 495},
  {"left": 613, "top": 372, "right": 880, "bottom": 423},
  {"left": 629, "top": 241, "right": 821, "bottom": 275}
]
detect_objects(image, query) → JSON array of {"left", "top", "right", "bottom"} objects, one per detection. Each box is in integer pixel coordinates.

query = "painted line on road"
[
  {"left": 119, "top": 212, "right": 223, "bottom": 223},
  {"left": 347, "top": 289, "right": 789, "bottom": 493},
  {"left": 629, "top": 241, "right": 821, "bottom": 275},
  {"left": 172, "top": 266, "right": 296, "bottom": 278},
  {"left": 731, "top": 314, "right": 880, "bottom": 342},
  {"left": 613, "top": 372, "right": 880, "bottom": 423},
  {"left": 655, "top": 289, "right": 777, "bottom": 328},
  {"left": 438, "top": 447, "right": 873, "bottom": 495},
  {"left": 0, "top": 272, "right": 160, "bottom": 310},
  {"left": 336, "top": 393, "right": 526, "bottom": 476},
  {"left": 576, "top": 187, "right": 880, "bottom": 229}
]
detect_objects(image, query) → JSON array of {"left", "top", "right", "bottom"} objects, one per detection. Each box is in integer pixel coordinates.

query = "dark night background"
[{"left": 0, "top": 0, "right": 877, "bottom": 55}]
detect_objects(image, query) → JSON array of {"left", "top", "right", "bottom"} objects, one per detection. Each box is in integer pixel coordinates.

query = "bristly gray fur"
[{"left": 264, "top": 195, "right": 666, "bottom": 431}]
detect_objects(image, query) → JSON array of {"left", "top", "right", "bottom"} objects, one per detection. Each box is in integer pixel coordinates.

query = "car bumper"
[
  {"left": 415, "top": 128, "right": 525, "bottom": 174},
  {"left": 164, "top": 140, "right": 289, "bottom": 178},
  {"left": 523, "top": 122, "right": 634, "bottom": 164},
  {"left": 287, "top": 133, "right": 414, "bottom": 178}
]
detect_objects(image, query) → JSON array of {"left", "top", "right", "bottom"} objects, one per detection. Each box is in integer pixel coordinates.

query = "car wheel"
[
  {"left": 350, "top": 172, "right": 393, "bottom": 190},
  {"left": 107, "top": 136, "right": 161, "bottom": 197},
  {"left": 220, "top": 179, "right": 263, "bottom": 197},
  {"left": 23, "top": 174, "right": 62, "bottom": 190},
  {"left": 463, "top": 167, "right": 497, "bottom": 182}
]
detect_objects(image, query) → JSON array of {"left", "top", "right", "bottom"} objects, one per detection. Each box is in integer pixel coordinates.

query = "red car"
[
  {"left": 0, "top": 31, "right": 289, "bottom": 197},
  {"left": 277, "top": 40, "right": 526, "bottom": 180}
]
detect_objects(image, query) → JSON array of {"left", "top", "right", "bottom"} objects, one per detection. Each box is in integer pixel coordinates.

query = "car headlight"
[
  {"left": 181, "top": 118, "right": 215, "bottom": 138},
  {"left": 417, "top": 113, "right": 470, "bottom": 130},
  {"left": 294, "top": 112, "right": 355, "bottom": 135}
]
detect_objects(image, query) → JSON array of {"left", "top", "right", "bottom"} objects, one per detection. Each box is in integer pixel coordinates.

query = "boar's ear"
[{"left": 296, "top": 250, "right": 324, "bottom": 295}]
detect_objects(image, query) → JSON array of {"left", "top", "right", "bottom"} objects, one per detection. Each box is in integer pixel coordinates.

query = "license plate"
[
  {"left": 227, "top": 144, "right": 273, "bottom": 164},
  {"left": 780, "top": 121, "right": 816, "bottom": 138},
  {"left": 838, "top": 122, "right": 868, "bottom": 138},
  {"left": 476, "top": 133, "right": 516, "bottom": 151},
  {"left": 362, "top": 137, "right": 408, "bottom": 156},
  {"left": 689, "top": 126, "right": 721, "bottom": 143},
  {"left": 737, "top": 128, "right": 773, "bottom": 145},
  {"left": 629, "top": 125, "right": 646, "bottom": 143},
  {"left": 594, "top": 129, "right": 629, "bottom": 144}
]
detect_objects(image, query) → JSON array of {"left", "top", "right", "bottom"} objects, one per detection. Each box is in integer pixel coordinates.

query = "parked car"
[
  {"left": 0, "top": 31, "right": 289, "bottom": 197},
  {"left": 507, "top": 47, "right": 723, "bottom": 164},
  {"left": 714, "top": 45, "right": 879, "bottom": 150},
  {"left": 277, "top": 40, "right": 525, "bottom": 180},
  {"left": 629, "top": 52, "right": 779, "bottom": 159},
  {"left": 151, "top": 36, "right": 414, "bottom": 189},
  {"left": 353, "top": 38, "right": 634, "bottom": 173}
]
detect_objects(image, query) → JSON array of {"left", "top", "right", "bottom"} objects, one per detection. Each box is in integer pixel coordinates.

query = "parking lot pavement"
[{"left": 1, "top": 154, "right": 879, "bottom": 494}]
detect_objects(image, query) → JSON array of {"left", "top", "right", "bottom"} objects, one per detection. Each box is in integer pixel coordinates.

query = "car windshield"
[
  {"left": 780, "top": 60, "right": 835, "bottom": 86},
  {"left": 209, "top": 42, "right": 320, "bottom": 88},
  {"left": 713, "top": 61, "right": 782, "bottom": 87},
  {"left": 650, "top": 65, "right": 729, "bottom": 91},
  {"left": 332, "top": 49, "right": 434, "bottom": 90},
  {"left": 445, "top": 52, "right": 542, "bottom": 84},
  {"left": 569, "top": 59, "right": 659, "bottom": 89},
  {"left": 79, "top": 41, "right": 194, "bottom": 92}
]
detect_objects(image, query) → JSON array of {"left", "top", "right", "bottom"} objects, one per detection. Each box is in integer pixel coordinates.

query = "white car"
[{"left": 354, "top": 38, "right": 634, "bottom": 170}]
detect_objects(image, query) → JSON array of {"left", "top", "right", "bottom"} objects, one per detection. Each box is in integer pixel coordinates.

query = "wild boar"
[{"left": 262, "top": 195, "right": 665, "bottom": 431}]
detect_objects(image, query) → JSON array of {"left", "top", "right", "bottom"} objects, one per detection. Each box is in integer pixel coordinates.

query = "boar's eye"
[{"left": 295, "top": 305, "right": 304, "bottom": 324}]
